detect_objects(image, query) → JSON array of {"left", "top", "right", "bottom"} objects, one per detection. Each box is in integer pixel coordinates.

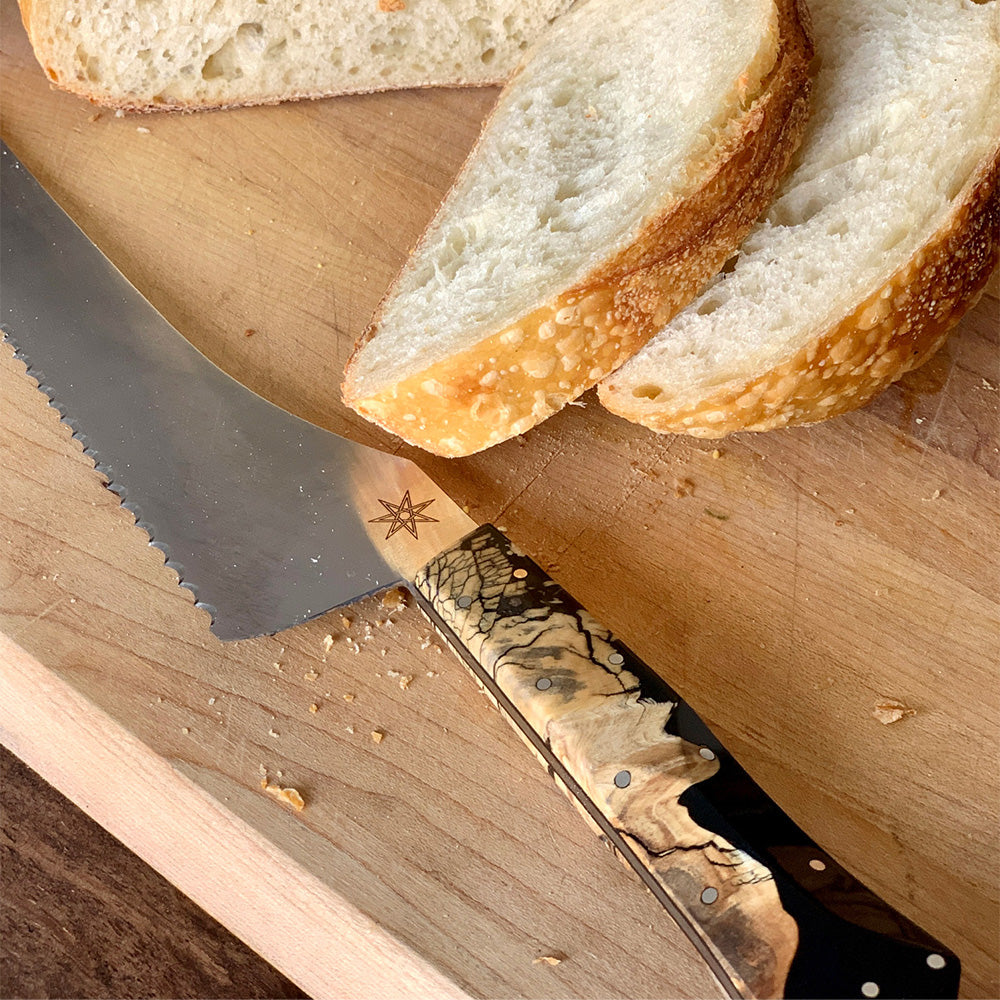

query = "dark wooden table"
[{"left": 1, "top": 746, "right": 308, "bottom": 999}]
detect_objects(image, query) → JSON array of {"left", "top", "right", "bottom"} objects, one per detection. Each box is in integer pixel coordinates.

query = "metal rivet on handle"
[
  {"left": 457, "top": 595, "right": 472, "bottom": 608},
  {"left": 513, "top": 568, "right": 528, "bottom": 579},
  {"left": 608, "top": 652, "right": 624, "bottom": 665},
  {"left": 699, "top": 747, "right": 716, "bottom": 761},
  {"left": 809, "top": 858, "right": 827, "bottom": 872},
  {"left": 926, "top": 955, "right": 946, "bottom": 970},
  {"left": 861, "top": 983, "right": 880, "bottom": 998},
  {"left": 614, "top": 770, "right": 631, "bottom": 788},
  {"left": 700, "top": 887, "right": 719, "bottom": 905},
  {"left": 535, "top": 677, "right": 552, "bottom": 691}
]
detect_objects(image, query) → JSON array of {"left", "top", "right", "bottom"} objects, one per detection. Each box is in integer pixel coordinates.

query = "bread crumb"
[
  {"left": 304, "top": 670, "right": 319, "bottom": 681},
  {"left": 533, "top": 952, "right": 567, "bottom": 966},
  {"left": 873, "top": 700, "right": 916, "bottom": 725},
  {"left": 343, "top": 692, "right": 355, "bottom": 702},
  {"left": 426, "top": 670, "right": 438, "bottom": 678},
  {"left": 712, "top": 449, "right": 722, "bottom": 459},
  {"left": 399, "top": 675, "right": 413, "bottom": 691},
  {"left": 309, "top": 703, "right": 319, "bottom": 714},
  {"left": 268, "top": 728, "right": 280, "bottom": 738},
  {"left": 136, "top": 125, "right": 150, "bottom": 134},
  {"left": 378, "top": 0, "right": 405, "bottom": 9},
  {"left": 371, "top": 729, "right": 385, "bottom": 744},
  {"left": 704, "top": 509, "right": 729, "bottom": 521},
  {"left": 346, "top": 725, "right": 355, "bottom": 734},
  {"left": 181, "top": 727, "right": 190, "bottom": 735},
  {"left": 322, "top": 633, "right": 334, "bottom": 652},
  {"left": 381, "top": 587, "right": 408, "bottom": 610},
  {"left": 921, "top": 489, "right": 942, "bottom": 501},
  {"left": 260, "top": 778, "right": 305, "bottom": 811},
  {"left": 340, "top": 614, "right": 353, "bottom": 629}
]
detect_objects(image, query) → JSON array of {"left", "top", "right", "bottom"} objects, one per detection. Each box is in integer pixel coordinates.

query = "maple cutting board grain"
[{"left": 1, "top": 1, "right": 998, "bottom": 995}]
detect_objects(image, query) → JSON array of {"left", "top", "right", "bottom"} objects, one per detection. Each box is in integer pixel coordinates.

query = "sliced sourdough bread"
[
  {"left": 17, "top": 0, "right": 575, "bottom": 111},
  {"left": 599, "top": 0, "right": 1000, "bottom": 438},
  {"left": 343, "top": 0, "right": 813, "bottom": 456}
]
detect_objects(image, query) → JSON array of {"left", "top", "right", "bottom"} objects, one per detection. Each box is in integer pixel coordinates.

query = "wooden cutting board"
[{"left": 1, "top": 1, "right": 997, "bottom": 995}]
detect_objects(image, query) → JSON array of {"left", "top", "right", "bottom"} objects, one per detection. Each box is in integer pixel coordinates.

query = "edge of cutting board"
[{"left": 0, "top": 632, "right": 469, "bottom": 1000}]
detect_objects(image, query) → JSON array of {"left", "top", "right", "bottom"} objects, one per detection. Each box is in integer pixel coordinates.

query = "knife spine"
[{"left": 1, "top": 333, "right": 216, "bottom": 614}]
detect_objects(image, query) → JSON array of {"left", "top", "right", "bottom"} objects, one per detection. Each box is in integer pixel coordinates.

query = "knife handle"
[{"left": 413, "top": 524, "right": 959, "bottom": 1000}]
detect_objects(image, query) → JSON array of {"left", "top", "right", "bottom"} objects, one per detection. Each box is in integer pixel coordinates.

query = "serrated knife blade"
[{"left": 0, "top": 141, "right": 475, "bottom": 640}]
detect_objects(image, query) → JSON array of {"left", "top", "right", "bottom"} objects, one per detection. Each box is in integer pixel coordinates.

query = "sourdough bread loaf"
[
  {"left": 18, "top": 0, "right": 574, "bottom": 110},
  {"left": 598, "top": 0, "right": 1000, "bottom": 438},
  {"left": 343, "top": 0, "right": 813, "bottom": 456}
]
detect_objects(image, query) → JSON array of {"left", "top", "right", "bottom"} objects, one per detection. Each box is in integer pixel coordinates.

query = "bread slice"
[
  {"left": 18, "top": 0, "right": 575, "bottom": 111},
  {"left": 343, "top": 0, "right": 813, "bottom": 456},
  {"left": 599, "top": 0, "right": 1000, "bottom": 438}
]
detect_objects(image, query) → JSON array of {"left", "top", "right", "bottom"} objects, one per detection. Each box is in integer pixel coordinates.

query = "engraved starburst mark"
[{"left": 369, "top": 491, "right": 439, "bottom": 539}]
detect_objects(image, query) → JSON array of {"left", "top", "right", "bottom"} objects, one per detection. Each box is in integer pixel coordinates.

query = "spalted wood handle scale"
[{"left": 413, "top": 525, "right": 959, "bottom": 1000}]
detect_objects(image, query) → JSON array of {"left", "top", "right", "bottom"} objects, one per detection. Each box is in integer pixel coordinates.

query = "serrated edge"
[{"left": 2, "top": 328, "right": 218, "bottom": 625}]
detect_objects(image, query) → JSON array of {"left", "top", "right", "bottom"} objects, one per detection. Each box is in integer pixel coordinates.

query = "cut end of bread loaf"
[
  {"left": 343, "top": 0, "right": 814, "bottom": 457},
  {"left": 598, "top": 0, "right": 1000, "bottom": 440},
  {"left": 18, "top": 0, "right": 575, "bottom": 111},
  {"left": 600, "top": 155, "right": 1000, "bottom": 437}
]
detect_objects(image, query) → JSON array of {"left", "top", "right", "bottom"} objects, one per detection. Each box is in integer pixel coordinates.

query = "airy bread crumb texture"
[
  {"left": 19, "top": 0, "right": 575, "bottom": 110},
  {"left": 599, "top": 0, "right": 1000, "bottom": 437},
  {"left": 344, "top": 0, "right": 813, "bottom": 456}
]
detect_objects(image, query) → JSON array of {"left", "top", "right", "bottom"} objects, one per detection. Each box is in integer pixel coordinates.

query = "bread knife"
[{"left": 0, "top": 141, "right": 961, "bottom": 1000}]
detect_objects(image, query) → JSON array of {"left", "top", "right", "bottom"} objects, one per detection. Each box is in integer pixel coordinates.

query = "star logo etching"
[{"left": 370, "top": 491, "right": 439, "bottom": 540}]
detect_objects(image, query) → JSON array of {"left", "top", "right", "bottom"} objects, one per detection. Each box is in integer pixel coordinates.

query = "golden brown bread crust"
[
  {"left": 343, "top": 0, "right": 815, "bottom": 457},
  {"left": 599, "top": 146, "right": 1000, "bottom": 437}
]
